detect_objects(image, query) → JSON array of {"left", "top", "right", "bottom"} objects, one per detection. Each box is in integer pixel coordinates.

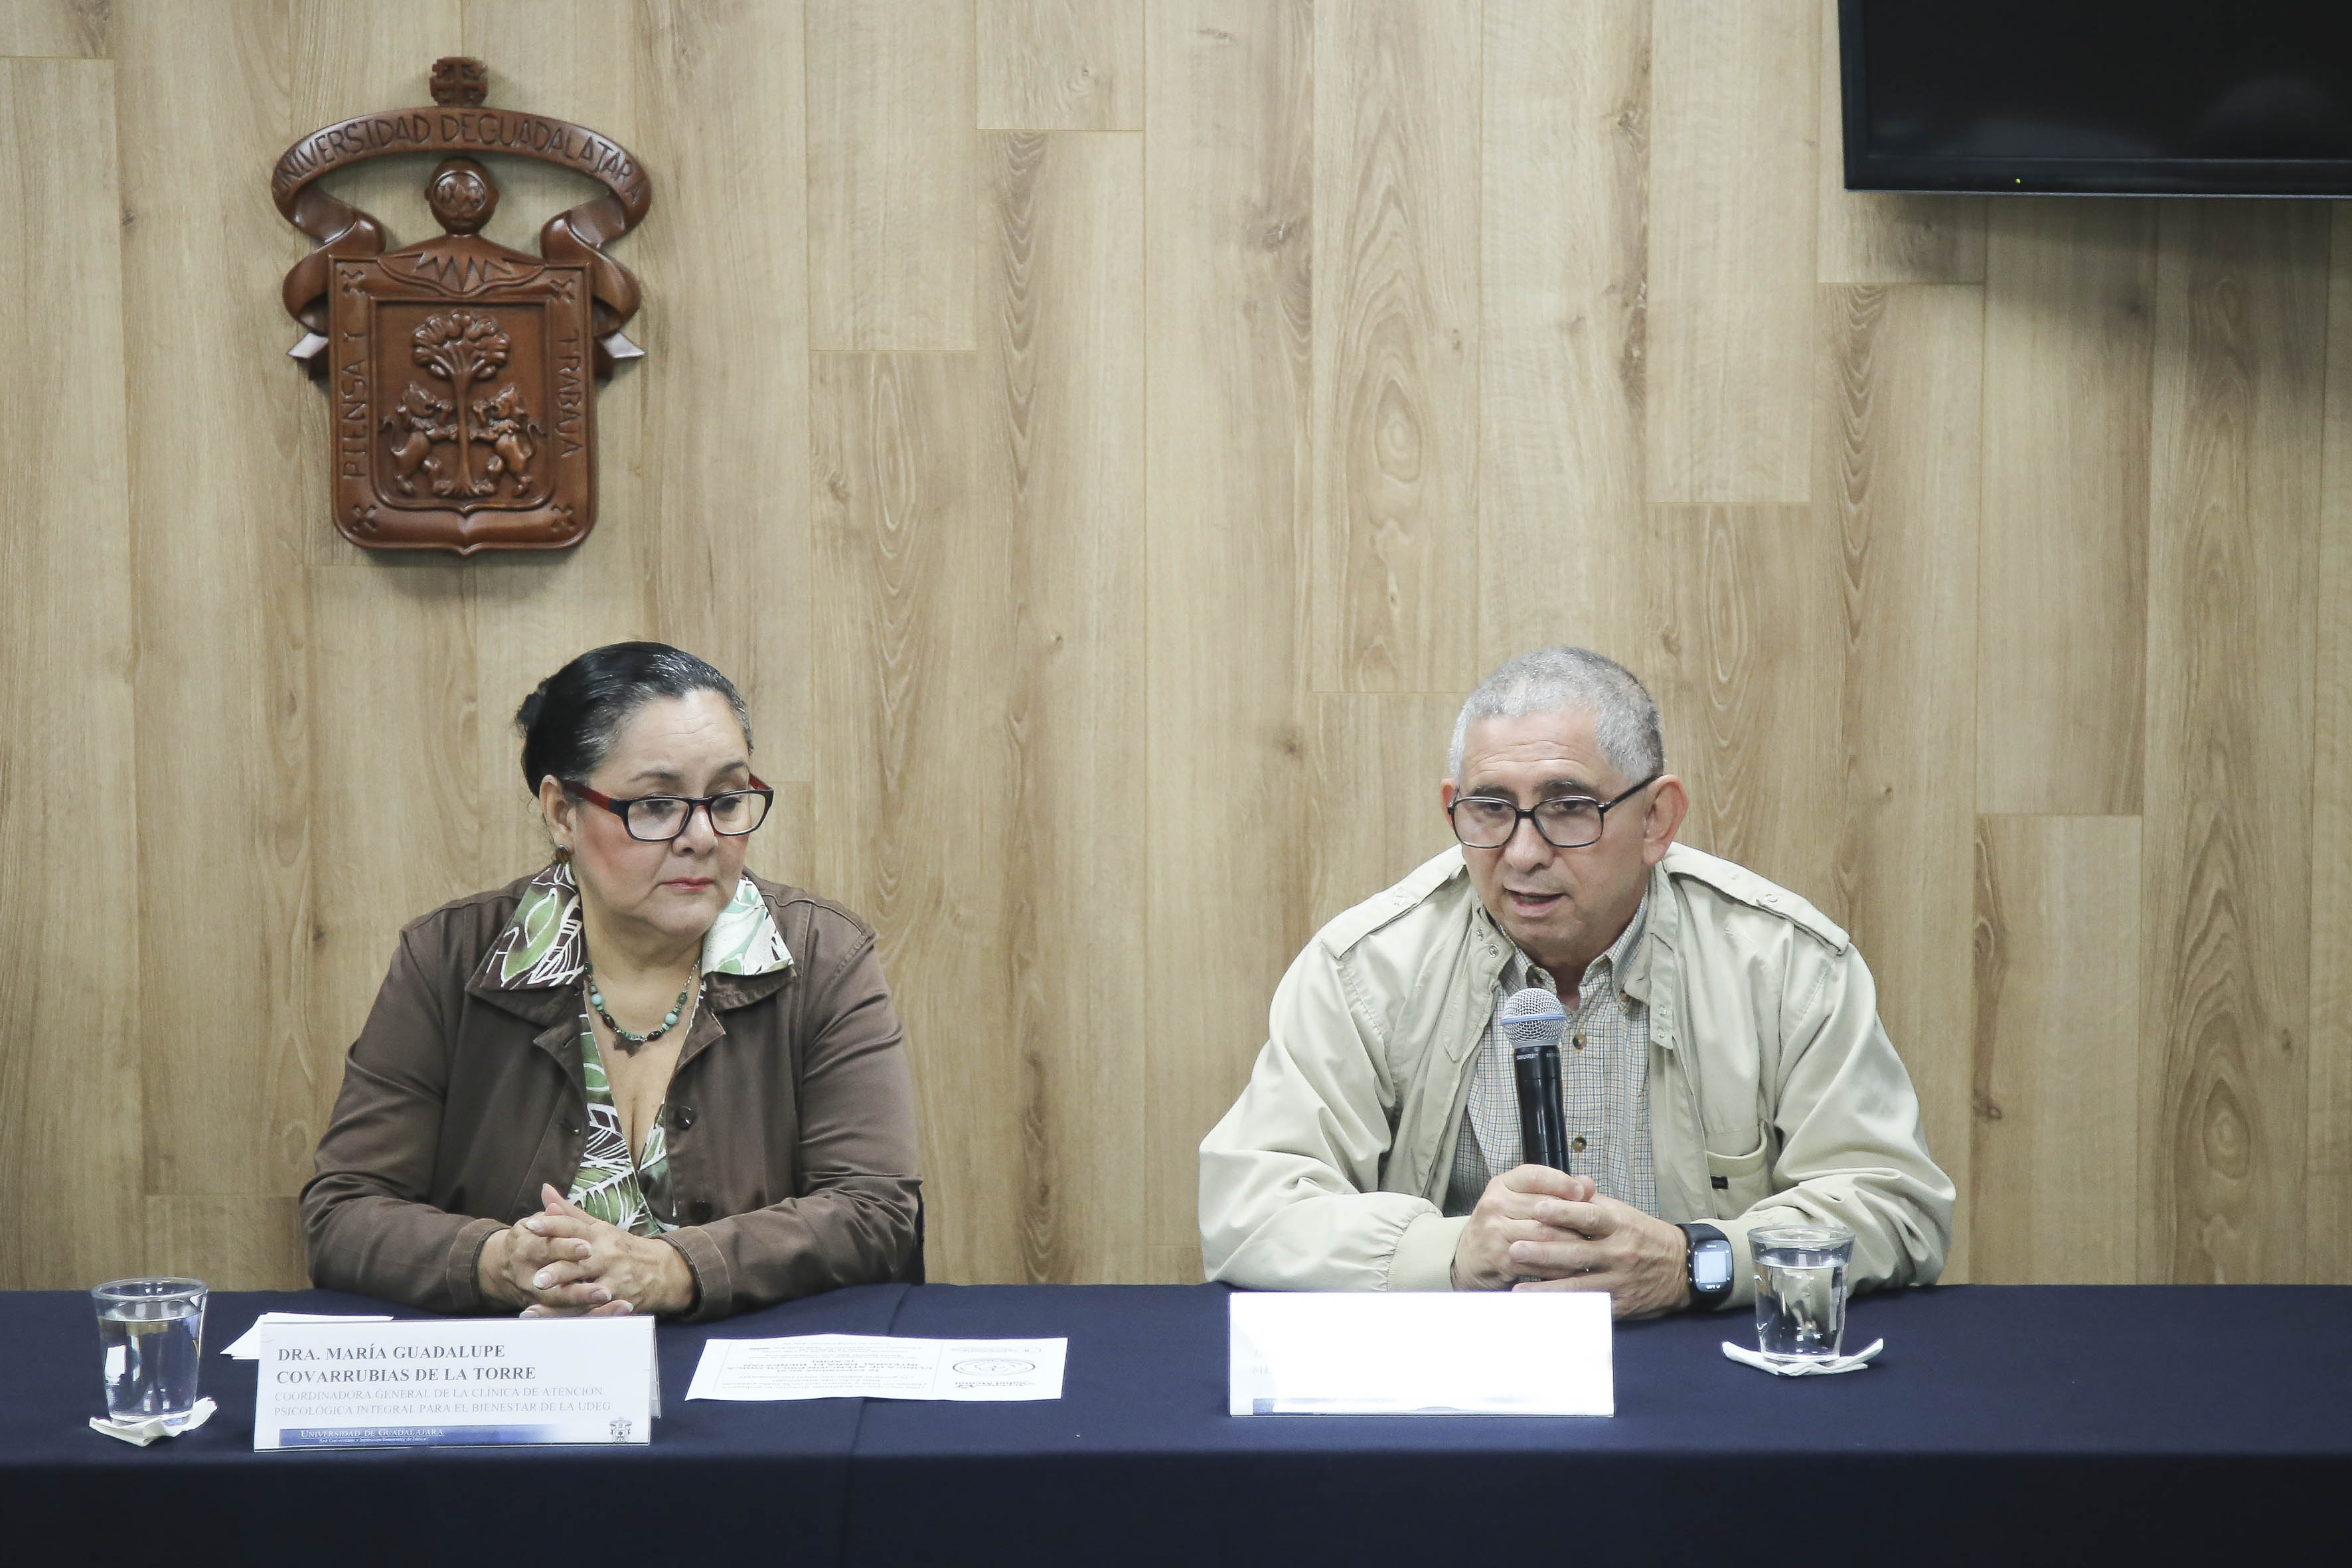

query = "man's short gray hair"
[{"left": 1448, "top": 647, "right": 1664, "bottom": 785}]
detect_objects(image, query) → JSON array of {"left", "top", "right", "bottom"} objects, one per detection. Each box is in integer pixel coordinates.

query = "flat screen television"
[{"left": 1841, "top": 0, "right": 2352, "bottom": 195}]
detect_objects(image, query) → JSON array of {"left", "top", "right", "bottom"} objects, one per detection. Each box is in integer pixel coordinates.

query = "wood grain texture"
[
  {"left": 0, "top": 56, "right": 143, "bottom": 1288},
  {"left": 1308, "top": 0, "right": 1478, "bottom": 694},
  {"left": 1976, "top": 199, "right": 2156, "bottom": 815},
  {"left": 1143, "top": 0, "right": 1314, "bottom": 1264},
  {"left": 807, "top": 0, "right": 975, "bottom": 349},
  {"left": 1816, "top": 283, "right": 1982, "bottom": 1278},
  {"left": 2311, "top": 205, "right": 2352, "bottom": 1283},
  {"left": 306, "top": 564, "right": 480, "bottom": 1129},
  {"left": 1645, "top": 0, "right": 1816, "bottom": 504},
  {"left": 1971, "top": 817, "right": 2141, "bottom": 1285},
  {"left": 634, "top": 0, "right": 813, "bottom": 787},
  {"left": 1478, "top": 0, "right": 1650, "bottom": 668},
  {"left": 1310, "top": 694, "right": 1464, "bottom": 929},
  {"left": 979, "top": 0, "right": 1139, "bottom": 131},
  {"left": 1812, "top": 0, "right": 1982, "bottom": 285},
  {"left": 147, "top": 1196, "right": 305, "bottom": 1290},
  {"left": 116, "top": 2, "right": 317, "bottom": 1203},
  {"left": 975, "top": 131, "right": 1146, "bottom": 1281},
  {"left": 811, "top": 353, "right": 1000, "bottom": 1280},
  {"left": 0, "top": 0, "right": 108, "bottom": 57},
  {"left": 2141, "top": 200, "right": 2328, "bottom": 1285},
  {"left": 1638, "top": 505, "right": 1840, "bottom": 904}
]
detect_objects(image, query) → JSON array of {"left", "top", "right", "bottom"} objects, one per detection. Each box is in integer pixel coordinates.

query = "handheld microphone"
[{"left": 1503, "top": 987, "right": 1571, "bottom": 1172}]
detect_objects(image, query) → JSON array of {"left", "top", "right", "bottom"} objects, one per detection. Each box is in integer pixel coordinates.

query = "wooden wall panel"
[
  {"left": 1310, "top": 694, "right": 1465, "bottom": 929},
  {"left": 306, "top": 565, "right": 481, "bottom": 1132},
  {"left": 1639, "top": 505, "right": 1841, "bottom": 903},
  {"left": 1816, "top": 283, "right": 1982, "bottom": 1276},
  {"left": 2141, "top": 201, "right": 2329, "bottom": 1285},
  {"left": 2312, "top": 206, "right": 2352, "bottom": 1283},
  {"left": 1478, "top": 0, "right": 1650, "bottom": 670},
  {"left": 808, "top": 0, "right": 976, "bottom": 350},
  {"left": 1977, "top": 200, "right": 2156, "bottom": 815},
  {"left": 116, "top": 3, "right": 318, "bottom": 1210},
  {"left": 1308, "top": 0, "right": 1479, "bottom": 695},
  {"left": 0, "top": 56, "right": 143, "bottom": 1288},
  {"left": 979, "top": 0, "right": 1139, "bottom": 131},
  {"left": 811, "top": 351, "right": 1002, "bottom": 1281},
  {"left": 1646, "top": 0, "right": 1817, "bottom": 504},
  {"left": 633, "top": 0, "right": 813, "bottom": 793},
  {"left": 974, "top": 130, "right": 1146, "bottom": 1281},
  {"left": 1972, "top": 817, "right": 2141, "bottom": 1284},
  {"left": 1812, "top": 0, "right": 1982, "bottom": 286},
  {"left": 146, "top": 1196, "right": 304, "bottom": 1291},
  {"left": 0, "top": 1, "right": 106, "bottom": 57},
  {"left": 1142, "top": 1, "right": 1314, "bottom": 1267}
]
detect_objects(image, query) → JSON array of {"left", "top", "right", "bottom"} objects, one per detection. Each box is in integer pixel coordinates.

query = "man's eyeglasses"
[
  {"left": 1447, "top": 775, "right": 1660, "bottom": 851},
  {"left": 565, "top": 777, "right": 774, "bottom": 842}
]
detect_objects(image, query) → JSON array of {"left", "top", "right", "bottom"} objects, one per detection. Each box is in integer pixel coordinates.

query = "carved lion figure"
[
  {"left": 383, "top": 382, "right": 453, "bottom": 497},
  {"left": 475, "top": 385, "right": 540, "bottom": 498}
]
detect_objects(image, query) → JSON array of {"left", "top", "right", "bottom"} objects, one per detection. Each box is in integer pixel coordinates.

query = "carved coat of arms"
[{"left": 272, "top": 58, "right": 650, "bottom": 554}]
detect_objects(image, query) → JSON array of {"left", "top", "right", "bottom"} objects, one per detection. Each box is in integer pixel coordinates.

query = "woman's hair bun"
[
  {"left": 515, "top": 643, "right": 751, "bottom": 794},
  {"left": 514, "top": 683, "right": 548, "bottom": 735}
]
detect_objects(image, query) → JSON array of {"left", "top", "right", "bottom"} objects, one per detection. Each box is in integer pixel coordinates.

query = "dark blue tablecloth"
[{"left": 7, "top": 1283, "right": 2347, "bottom": 1566}]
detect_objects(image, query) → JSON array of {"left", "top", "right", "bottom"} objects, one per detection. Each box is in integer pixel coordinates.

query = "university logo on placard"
[{"left": 272, "top": 58, "right": 651, "bottom": 554}]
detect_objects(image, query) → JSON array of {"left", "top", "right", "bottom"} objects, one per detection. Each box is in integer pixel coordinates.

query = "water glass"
[
  {"left": 92, "top": 1277, "right": 207, "bottom": 1422},
  {"left": 1751, "top": 1224, "right": 1853, "bottom": 1364}
]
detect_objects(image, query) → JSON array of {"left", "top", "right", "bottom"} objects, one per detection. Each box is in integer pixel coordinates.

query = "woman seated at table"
[{"left": 303, "top": 642, "right": 921, "bottom": 1320}]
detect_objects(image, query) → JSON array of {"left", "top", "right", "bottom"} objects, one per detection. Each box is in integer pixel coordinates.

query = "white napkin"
[
  {"left": 221, "top": 1312, "right": 392, "bottom": 1359},
  {"left": 1721, "top": 1338, "right": 1884, "bottom": 1377},
  {"left": 89, "top": 1396, "right": 216, "bottom": 1447}
]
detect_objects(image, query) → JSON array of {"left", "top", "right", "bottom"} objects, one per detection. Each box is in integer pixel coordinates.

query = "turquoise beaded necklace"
[{"left": 584, "top": 959, "right": 699, "bottom": 1052}]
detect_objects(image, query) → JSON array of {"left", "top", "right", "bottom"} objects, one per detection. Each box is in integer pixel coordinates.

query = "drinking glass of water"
[
  {"left": 1751, "top": 1224, "right": 1854, "bottom": 1365},
  {"left": 92, "top": 1277, "right": 207, "bottom": 1423}
]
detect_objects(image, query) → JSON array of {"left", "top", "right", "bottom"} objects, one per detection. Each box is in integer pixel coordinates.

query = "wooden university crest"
[{"left": 272, "top": 58, "right": 650, "bottom": 554}]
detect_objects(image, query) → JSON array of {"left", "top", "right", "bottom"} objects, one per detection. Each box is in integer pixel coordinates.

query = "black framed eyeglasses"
[
  {"left": 1448, "top": 774, "right": 1660, "bottom": 851},
  {"left": 565, "top": 776, "right": 775, "bottom": 842}
]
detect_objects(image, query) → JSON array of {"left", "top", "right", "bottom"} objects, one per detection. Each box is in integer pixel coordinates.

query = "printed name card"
[
  {"left": 1229, "top": 1291, "right": 1614, "bottom": 1416},
  {"left": 252, "top": 1317, "right": 657, "bottom": 1450}
]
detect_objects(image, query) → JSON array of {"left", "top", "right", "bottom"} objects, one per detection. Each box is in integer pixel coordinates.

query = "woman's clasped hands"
[{"left": 478, "top": 1184, "right": 697, "bottom": 1318}]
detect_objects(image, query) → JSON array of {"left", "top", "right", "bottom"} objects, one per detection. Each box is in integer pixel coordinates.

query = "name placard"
[
  {"left": 252, "top": 1317, "right": 657, "bottom": 1450},
  {"left": 1229, "top": 1292, "right": 1614, "bottom": 1416}
]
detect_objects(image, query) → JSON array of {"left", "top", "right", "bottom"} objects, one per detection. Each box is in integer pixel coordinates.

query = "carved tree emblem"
[
  {"left": 270, "top": 58, "right": 649, "bottom": 554},
  {"left": 411, "top": 311, "right": 515, "bottom": 496}
]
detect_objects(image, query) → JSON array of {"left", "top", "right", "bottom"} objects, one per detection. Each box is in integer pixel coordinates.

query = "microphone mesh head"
[{"left": 1500, "top": 986, "right": 1567, "bottom": 1051}]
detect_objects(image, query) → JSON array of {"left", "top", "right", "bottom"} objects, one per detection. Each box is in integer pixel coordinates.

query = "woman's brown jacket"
[{"left": 300, "top": 870, "right": 922, "bottom": 1320}]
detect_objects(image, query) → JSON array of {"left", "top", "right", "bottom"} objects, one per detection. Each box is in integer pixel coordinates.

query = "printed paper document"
[
  {"left": 1229, "top": 1292, "right": 1614, "bottom": 1416},
  {"left": 686, "top": 1333, "right": 1065, "bottom": 1402}
]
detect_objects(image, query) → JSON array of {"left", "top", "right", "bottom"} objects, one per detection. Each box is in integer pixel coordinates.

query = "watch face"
[{"left": 1693, "top": 1240, "right": 1733, "bottom": 1292}]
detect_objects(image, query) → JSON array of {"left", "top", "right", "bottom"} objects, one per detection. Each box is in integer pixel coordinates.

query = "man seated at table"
[{"left": 1198, "top": 647, "right": 1952, "bottom": 1314}]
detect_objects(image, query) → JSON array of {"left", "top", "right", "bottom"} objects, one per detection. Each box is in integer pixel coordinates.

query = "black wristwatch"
[{"left": 1678, "top": 1221, "right": 1733, "bottom": 1308}]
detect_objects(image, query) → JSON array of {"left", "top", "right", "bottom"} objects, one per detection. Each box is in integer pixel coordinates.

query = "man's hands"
[
  {"left": 1451, "top": 1165, "right": 1692, "bottom": 1320},
  {"left": 477, "top": 1185, "right": 697, "bottom": 1318}
]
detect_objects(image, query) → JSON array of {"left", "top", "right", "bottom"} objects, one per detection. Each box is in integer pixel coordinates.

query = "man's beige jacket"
[{"left": 1199, "top": 844, "right": 1953, "bottom": 1306}]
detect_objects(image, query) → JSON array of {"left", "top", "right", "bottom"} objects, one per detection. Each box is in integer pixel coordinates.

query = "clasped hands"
[
  {"left": 477, "top": 1184, "right": 696, "bottom": 1318},
  {"left": 1450, "top": 1165, "right": 1692, "bottom": 1319}
]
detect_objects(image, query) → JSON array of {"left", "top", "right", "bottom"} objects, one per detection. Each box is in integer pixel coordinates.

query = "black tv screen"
[{"left": 1842, "top": 0, "right": 2352, "bottom": 195}]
